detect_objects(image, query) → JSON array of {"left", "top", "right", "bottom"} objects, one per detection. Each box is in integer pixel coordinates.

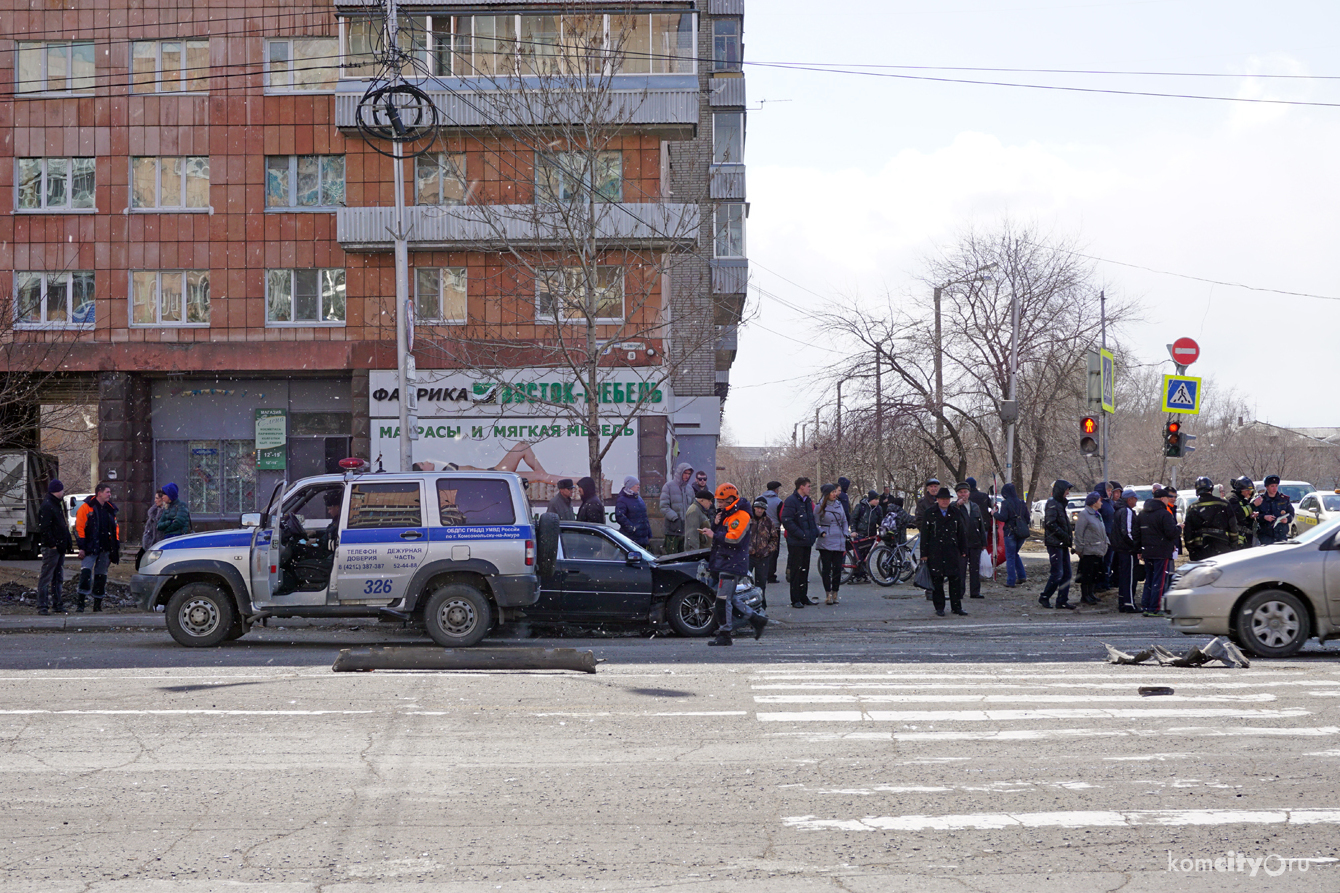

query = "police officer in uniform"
[
  {"left": 1227, "top": 476, "right": 1257, "bottom": 549},
  {"left": 1182, "top": 476, "right": 1238, "bottom": 561},
  {"left": 1253, "top": 474, "right": 1294, "bottom": 545}
]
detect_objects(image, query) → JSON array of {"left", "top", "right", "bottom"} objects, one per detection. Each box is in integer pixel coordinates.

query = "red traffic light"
[
  {"left": 1081, "top": 416, "right": 1098, "bottom": 435},
  {"left": 1166, "top": 421, "right": 1180, "bottom": 434}
]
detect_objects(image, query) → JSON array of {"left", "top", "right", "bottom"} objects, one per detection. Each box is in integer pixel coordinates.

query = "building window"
[
  {"left": 713, "top": 112, "right": 744, "bottom": 165},
  {"left": 131, "top": 157, "right": 210, "bottom": 210},
  {"left": 265, "top": 156, "right": 345, "bottom": 208},
  {"left": 264, "top": 37, "right": 338, "bottom": 91},
  {"left": 414, "top": 153, "right": 466, "bottom": 205},
  {"left": 16, "top": 41, "right": 95, "bottom": 93},
  {"left": 340, "top": 13, "right": 694, "bottom": 79},
  {"left": 187, "top": 440, "right": 256, "bottom": 515},
  {"left": 131, "top": 40, "right": 209, "bottom": 93},
  {"left": 535, "top": 152, "right": 622, "bottom": 204},
  {"left": 714, "top": 204, "right": 746, "bottom": 258},
  {"left": 266, "top": 269, "right": 346, "bottom": 324},
  {"left": 536, "top": 267, "right": 623, "bottom": 322},
  {"left": 15, "top": 271, "right": 95, "bottom": 328},
  {"left": 131, "top": 271, "right": 210, "bottom": 326},
  {"left": 414, "top": 268, "right": 467, "bottom": 323},
  {"left": 17, "top": 158, "right": 95, "bottom": 211},
  {"left": 712, "top": 20, "right": 742, "bottom": 71}
]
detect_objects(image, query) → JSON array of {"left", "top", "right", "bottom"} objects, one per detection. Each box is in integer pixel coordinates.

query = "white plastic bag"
[{"left": 979, "top": 550, "right": 993, "bottom": 578}]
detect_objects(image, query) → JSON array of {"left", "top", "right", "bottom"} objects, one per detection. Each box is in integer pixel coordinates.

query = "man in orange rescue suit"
[{"left": 699, "top": 482, "right": 767, "bottom": 646}]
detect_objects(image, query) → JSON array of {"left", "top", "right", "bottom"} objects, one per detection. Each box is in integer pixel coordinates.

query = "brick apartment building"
[{"left": 1, "top": 0, "right": 747, "bottom": 536}]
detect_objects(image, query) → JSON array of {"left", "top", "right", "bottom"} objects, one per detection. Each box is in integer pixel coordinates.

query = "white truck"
[{"left": 0, "top": 450, "right": 59, "bottom": 558}]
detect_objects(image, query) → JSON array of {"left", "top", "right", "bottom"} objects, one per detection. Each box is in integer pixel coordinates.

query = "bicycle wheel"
[
  {"left": 867, "top": 543, "right": 897, "bottom": 587},
  {"left": 894, "top": 547, "right": 917, "bottom": 583},
  {"left": 839, "top": 546, "right": 861, "bottom": 585}
]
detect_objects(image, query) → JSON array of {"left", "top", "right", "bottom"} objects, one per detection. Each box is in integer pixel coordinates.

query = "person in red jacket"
[{"left": 701, "top": 483, "right": 766, "bottom": 646}]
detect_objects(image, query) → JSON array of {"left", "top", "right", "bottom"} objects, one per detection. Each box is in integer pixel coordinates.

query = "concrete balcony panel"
[
  {"left": 710, "top": 259, "right": 748, "bottom": 295},
  {"left": 338, "top": 203, "right": 701, "bottom": 252},
  {"left": 334, "top": 80, "right": 698, "bottom": 136},
  {"left": 709, "top": 76, "right": 746, "bottom": 107},
  {"left": 710, "top": 165, "right": 746, "bottom": 200}
]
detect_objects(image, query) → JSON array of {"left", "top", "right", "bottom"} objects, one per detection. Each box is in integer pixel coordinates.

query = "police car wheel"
[
  {"left": 535, "top": 513, "right": 560, "bottom": 579},
  {"left": 423, "top": 584, "right": 492, "bottom": 647},
  {"left": 165, "top": 583, "right": 237, "bottom": 648},
  {"left": 667, "top": 584, "right": 715, "bottom": 637},
  {"left": 1234, "top": 589, "right": 1310, "bottom": 658}
]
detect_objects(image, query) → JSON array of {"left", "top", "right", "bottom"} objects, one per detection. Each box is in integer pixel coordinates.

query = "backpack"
[{"left": 1009, "top": 501, "right": 1029, "bottom": 540}]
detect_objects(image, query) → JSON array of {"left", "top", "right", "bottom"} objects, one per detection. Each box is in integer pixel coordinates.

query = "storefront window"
[{"left": 187, "top": 440, "right": 256, "bottom": 514}]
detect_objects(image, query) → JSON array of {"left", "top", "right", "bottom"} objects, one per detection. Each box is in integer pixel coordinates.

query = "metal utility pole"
[
  {"left": 392, "top": 137, "right": 413, "bottom": 472},
  {"left": 1005, "top": 284, "right": 1020, "bottom": 490},
  {"left": 1099, "top": 289, "right": 1108, "bottom": 491}
]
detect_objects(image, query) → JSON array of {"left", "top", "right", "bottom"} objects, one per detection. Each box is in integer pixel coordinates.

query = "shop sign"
[
  {"left": 369, "top": 369, "right": 668, "bottom": 417},
  {"left": 255, "top": 409, "right": 287, "bottom": 470}
]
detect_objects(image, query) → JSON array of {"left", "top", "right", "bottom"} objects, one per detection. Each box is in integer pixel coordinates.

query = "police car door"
[
  {"left": 336, "top": 480, "right": 428, "bottom": 603},
  {"left": 431, "top": 475, "right": 527, "bottom": 575}
]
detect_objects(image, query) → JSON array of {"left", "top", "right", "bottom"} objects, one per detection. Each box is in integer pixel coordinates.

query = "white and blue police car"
[{"left": 132, "top": 462, "right": 555, "bottom": 648}]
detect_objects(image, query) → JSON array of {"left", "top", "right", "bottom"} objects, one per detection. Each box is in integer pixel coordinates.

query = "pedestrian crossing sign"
[{"left": 1161, "top": 374, "right": 1202, "bottom": 414}]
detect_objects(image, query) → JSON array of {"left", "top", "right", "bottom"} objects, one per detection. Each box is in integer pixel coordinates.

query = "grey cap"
[{"left": 1121, "top": 488, "right": 1138, "bottom": 499}]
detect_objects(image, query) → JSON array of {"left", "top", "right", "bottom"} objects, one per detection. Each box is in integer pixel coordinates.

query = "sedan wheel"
[
  {"left": 667, "top": 585, "right": 715, "bottom": 637},
  {"left": 1235, "top": 589, "right": 1310, "bottom": 658}
]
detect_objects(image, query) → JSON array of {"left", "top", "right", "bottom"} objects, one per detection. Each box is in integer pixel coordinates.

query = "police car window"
[
  {"left": 283, "top": 485, "right": 344, "bottom": 531},
  {"left": 346, "top": 482, "right": 422, "bottom": 529},
  {"left": 436, "top": 478, "right": 515, "bottom": 526},
  {"left": 561, "top": 529, "right": 624, "bottom": 562}
]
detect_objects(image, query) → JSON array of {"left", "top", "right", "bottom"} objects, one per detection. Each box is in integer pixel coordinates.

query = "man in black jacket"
[
  {"left": 919, "top": 488, "right": 969, "bottom": 616},
  {"left": 1138, "top": 487, "right": 1181, "bottom": 616},
  {"left": 1183, "top": 476, "right": 1238, "bottom": 561},
  {"left": 1111, "top": 488, "right": 1142, "bottom": 613},
  {"left": 965, "top": 476, "right": 994, "bottom": 565},
  {"left": 780, "top": 477, "right": 819, "bottom": 608},
  {"left": 955, "top": 481, "right": 988, "bottom": 599},
  {"left": 1040, "top": 479, "right": 1075, "bottom": 609},
  {"left": 36, "top": 480, "right": 72, "bottom": 615}
]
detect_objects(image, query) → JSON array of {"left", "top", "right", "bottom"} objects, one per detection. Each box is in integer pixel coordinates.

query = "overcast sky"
[{"left": 725, "top": 0, "right": 1340, "bottom": 445}]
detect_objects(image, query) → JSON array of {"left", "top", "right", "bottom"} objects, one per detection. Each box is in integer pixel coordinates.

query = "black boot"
[
  {"left": 749, "top": 614, "right": 768, "bottom": 640},
  {"left": 708, "top": 631, "right": 733, "bottom": 646},
  {"left": 92, "top": 573, "right": 107, "bottom": 612}
]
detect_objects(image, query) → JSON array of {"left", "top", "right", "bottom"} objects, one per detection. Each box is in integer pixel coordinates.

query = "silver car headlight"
[{"left": 1176, "top": 565, "right": 1222, "bottom": 589}]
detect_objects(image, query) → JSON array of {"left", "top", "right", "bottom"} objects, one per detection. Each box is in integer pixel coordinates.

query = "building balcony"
[
  {"left": 709, "top": 76, "right": 746, "bottom": 108},
  {"left": 337, "top": 203, "right": 701, "bottom": 252},
  {"left": 710, "top": 259, "right": 748, "bottom": 295},
  {"left": 710, "top": 165, "right": 746, "bottom": 200},
  {"left": 333, "top": 78, "right": 698, "bottom": 138}
]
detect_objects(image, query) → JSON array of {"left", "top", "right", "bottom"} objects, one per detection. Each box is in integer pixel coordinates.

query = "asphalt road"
[{"left": 4, "top": 614, "right": 1340, "bottom": 891}]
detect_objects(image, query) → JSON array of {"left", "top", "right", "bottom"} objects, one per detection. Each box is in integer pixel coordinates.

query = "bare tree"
[{"left": 817, "top": 221, "right": 1131, "bottom": 499}]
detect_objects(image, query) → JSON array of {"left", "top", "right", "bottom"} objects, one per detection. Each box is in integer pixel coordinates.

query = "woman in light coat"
[
  {"left": 1073, "top": 492, "right": 1109, "bottom": 606},
  {"left": 814, "top": 483, "right": 849, "bottom": 605}
]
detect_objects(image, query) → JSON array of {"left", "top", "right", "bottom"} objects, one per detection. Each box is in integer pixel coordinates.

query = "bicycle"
[
  {"left": 838, "top": 533, "right": 879, "bottom": 585},
  {"left": 867, "top": 533, "right": 920, "bottom": 586}
]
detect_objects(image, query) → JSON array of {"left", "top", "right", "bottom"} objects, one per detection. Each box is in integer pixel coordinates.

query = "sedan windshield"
[
  {"left": 603, "top": 526, "right": 656, "bottom": 561},
  {"left": 1324, "top": 495, "right": 1340, "bottom": 512},
  {"left": 1292, "top": 514, "right": 1340, "bottom": 546}
]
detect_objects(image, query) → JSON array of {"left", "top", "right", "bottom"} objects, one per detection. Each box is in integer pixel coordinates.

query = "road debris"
[
  {"left": 1102, "top": 638, "right": 1250, "bottom": 669},
  {"left": 332, "top": 646, "right": 598, "bottom": 674}
]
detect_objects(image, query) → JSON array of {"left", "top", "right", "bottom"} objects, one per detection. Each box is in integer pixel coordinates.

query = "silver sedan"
[{"left": 1166, "top": 515, "right": 1340, "bottom": 657}]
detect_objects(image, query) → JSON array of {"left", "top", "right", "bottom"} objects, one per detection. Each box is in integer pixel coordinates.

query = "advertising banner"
[{"left": 254, "top": 409, "right": 287, "bottom": 470}]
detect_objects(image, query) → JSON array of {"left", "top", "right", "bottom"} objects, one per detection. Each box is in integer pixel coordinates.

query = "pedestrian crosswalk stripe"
[
  {"left": 752, "top": 680, "right": 1340, "bottom": 690},
  {"left": 783, "top": 808, "right": 1340, "bottom": 832},
  {"left": 757, "top": 707, "right": 1308, "bottom": 722},
  {"left": 765, "top": 725, "right": 1340, "bottom": 742},
  {"left": 754, "top": 693, "right": 1275, "bottom": 704}
]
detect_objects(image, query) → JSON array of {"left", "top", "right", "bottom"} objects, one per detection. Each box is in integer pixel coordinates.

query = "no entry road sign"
[{"left": 1171, "top": 337, "right": 1200, "bottom": 366}]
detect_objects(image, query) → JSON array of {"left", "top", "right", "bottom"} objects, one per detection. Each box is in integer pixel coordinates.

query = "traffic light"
[
  {"left": 1080, "top": 416, "right": 1099, "bottom": 456},
  {"left": 1163, "top": 419, "right": 1182, "bottom": 457}
]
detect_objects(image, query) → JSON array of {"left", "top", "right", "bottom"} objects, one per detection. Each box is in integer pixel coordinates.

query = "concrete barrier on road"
[{"left": 332, "top": 646, "right": 599, "bottom": 674}]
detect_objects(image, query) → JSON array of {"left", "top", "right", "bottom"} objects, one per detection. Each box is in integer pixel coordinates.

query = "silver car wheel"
[
  {"left": 1249, "top": 600, "right": 1301, "bottom": 649},
  {"left": 179, "top": 597, "right": 222, "bottom": 638}
]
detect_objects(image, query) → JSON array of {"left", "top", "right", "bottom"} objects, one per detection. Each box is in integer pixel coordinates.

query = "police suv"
[{"left": 132, "top": 463, "right": 555, "bottom": 648}]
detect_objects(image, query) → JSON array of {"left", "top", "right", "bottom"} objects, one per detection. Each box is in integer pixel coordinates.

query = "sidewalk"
[{"left": 0, "top": 574, "right": 1132, "bottom": 633}]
